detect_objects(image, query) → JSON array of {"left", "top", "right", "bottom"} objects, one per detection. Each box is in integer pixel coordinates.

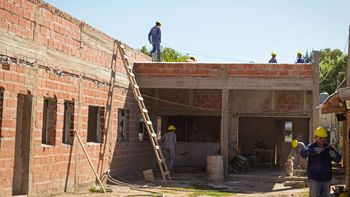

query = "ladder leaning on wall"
[{"left": 117, "top": 41, "right": 171, "bottom": 182}]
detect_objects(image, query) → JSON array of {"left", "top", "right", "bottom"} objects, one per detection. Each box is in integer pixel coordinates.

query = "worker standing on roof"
[
  {"left": 296, "top": 51, "right": 305, "bottom": 63},
  {"left": 268, "top": 52, "right": 277, "bottom": 63},
  {"left": 148, "top": 21, "right": 162, "bottom": 62},
  {"left": 300, "top": 127, "right": 341, "bottom": 197},
  {"left": 161, "top": 125, "right": 177, "bottom": 171}
]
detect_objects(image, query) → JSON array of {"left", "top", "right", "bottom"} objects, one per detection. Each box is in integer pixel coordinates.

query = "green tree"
[
  {"left": 319, "top": 48, "right": 347, "bottom": 94},
  {"left": 140, "top": 46, "right": 189, "bottom": 62}
]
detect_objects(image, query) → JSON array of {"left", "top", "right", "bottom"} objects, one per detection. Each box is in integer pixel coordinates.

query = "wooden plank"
[
  {"left": 321, "top": 105, "right": 346, "bottom": 114},
  {"left": 339, "top": 88, "right": 350, "bottom": 101}
]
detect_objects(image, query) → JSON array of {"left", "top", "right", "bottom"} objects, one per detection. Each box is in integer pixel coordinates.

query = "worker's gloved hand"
[
  {"left": 314, "top": 147, "right": 324, "bottom": 154},
  {"left": 329, "top": 150, "right": 336, "bottom": 158},
  {"left": 296, "top": 142, "right": 306, "bottom": 152}
]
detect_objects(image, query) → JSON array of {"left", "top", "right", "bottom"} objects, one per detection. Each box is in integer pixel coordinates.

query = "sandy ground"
[
  {"left": 51, "top": 169, "right": 313, "bottom": 197},
  {"left": 50, "top": 167, "right": 345, "bottom": 197}
]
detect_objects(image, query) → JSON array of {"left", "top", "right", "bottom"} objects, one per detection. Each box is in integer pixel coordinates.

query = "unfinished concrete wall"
[{"left": 0, "top": 0, "right": 151, "bottom": 196}]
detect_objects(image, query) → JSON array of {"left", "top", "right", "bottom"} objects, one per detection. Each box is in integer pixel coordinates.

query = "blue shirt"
[
  {"left": 301, "top": 142, "right": 341, "bottom": 181},
  {"left": 296, "top": 58, "right": 305, "bottom": 63},
  {"left": 148, "top": 26, "right": 161, "bottom": 44}
]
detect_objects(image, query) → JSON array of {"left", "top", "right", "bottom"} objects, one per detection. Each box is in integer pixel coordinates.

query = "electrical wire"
[
  {"left": 164, "top": 42, "right": 253, "bottom": 63},
  {"left": 142, "top": 94, "right": 222, "bottom": 112}
]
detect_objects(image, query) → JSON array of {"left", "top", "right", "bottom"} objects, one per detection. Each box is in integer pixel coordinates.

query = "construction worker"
[
  {"left": 161, "top": 125, "right": 177, "bottom": 171},
  {"left": 268, "top": 52, "right": 277, "bottom": 63},
  {"left": 290, "top": 139, "right": 307, "bottom": 169},
  {"left": 300, "top": 127, "right": 341, "bottom": 197},
  {"left": 148, "top": 21, "right": 162, "bottom": 62},
  {"left": 186, "top": 56, "right": 197, "bottom": 62},
  {"left": 296, "top": 51, "right": 305, "bottom": 63}
]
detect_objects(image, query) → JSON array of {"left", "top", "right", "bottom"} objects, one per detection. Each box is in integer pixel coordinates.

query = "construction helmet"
[
  {"left": 339, "top": 192, "right": 349, "bottom": 197},
  {"left": 168, "top": 125, "right": 176, "bottom": 131},
  {"left": 156, "top": 21, "right": 162, "bottom": 26},
  {"left": 291, "top": 139, "right": 298, "bottom": 148},
  {"left": 271, "top": 52, "right": 277, "bottom": 56},
  {"left": 297, "top": 51, "right": 303, "bottom": 56},
  {"left": 314, "top": 127, "right": 327, "bottom": 138}
]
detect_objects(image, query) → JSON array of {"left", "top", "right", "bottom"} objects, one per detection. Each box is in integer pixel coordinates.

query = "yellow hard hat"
[
  {"left": 271, "top": 52, "right": 277, "bottom": 56},
  {"left": 314, "top": 127, "right": 327, "bottom": 138},
  {"left": 297, "top": 51, "right": 303, "bottom": 56},
  {"left": 168, "top": 125, "right": 176, "bottom": 131},
  {"left": 291, "top": 139, "right": 298, "bottom": 148},
  {"left": 339, "top": 192, "right": 349, "bottom": 197}
]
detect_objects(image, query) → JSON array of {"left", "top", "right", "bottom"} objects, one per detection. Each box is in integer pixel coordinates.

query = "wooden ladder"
[{"left": 117, "top": 41, "right": 171, "bottom": 182}]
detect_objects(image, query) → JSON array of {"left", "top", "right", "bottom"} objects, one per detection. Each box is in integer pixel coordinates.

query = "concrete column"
[
  {"left": 220, "top": 65, "right": 229, "bottom": 176},
  {"left": 312, "top": 51, "right": 320, "bottom": 138}
]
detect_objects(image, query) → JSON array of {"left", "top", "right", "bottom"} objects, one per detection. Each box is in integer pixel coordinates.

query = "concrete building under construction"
[{"left": 0, "top": 0, "right": 321, "bottom": 196}]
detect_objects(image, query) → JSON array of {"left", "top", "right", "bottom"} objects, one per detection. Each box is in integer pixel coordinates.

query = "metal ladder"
[{"left": 117, "top": 41, "right": 171, "bottom": 182}]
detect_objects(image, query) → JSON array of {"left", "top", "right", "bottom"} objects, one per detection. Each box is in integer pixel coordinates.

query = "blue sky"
[{"left": 45, "top": 0, "right": 350, "bottom": 63}]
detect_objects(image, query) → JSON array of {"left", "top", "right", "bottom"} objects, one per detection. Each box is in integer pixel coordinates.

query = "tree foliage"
[
  {"left": 140, "top": 46, "right": 189, "bottom": 62},
  {"left": 319, "top": 48, "right": 348, "bottom": 94}
]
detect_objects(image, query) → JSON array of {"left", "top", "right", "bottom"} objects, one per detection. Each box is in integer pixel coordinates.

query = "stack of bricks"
[{"left": 0, "top": 0, "right": 152, "bottom": 196}]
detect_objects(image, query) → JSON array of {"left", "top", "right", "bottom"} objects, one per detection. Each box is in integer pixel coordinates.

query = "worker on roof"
[
  {"left": 296, "top": 51, "right": 305, "bottom": 63},
  {"left": 300, "top": 127, "right": 341, "bottom": 197},
  {"left": 161, "top": 125, "right": 177, "bottom": 171},
  {"left": 186, "top": 56, "right": 197, "bottom": 62},
  {"left": 148, "top": 21, "right": 162, "bottom": 62},
  {"left": 268, "top": 52, "right": 277, "bottom": 63}
]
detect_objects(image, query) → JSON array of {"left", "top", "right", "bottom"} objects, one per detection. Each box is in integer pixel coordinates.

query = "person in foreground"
[{"left": 300, "top": 127, "right": 341, "bottom": 197}]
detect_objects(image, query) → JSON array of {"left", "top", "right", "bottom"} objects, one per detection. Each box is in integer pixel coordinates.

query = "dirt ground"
[{"left": 51, "top": 168, "right": 344, "bottom": 197}]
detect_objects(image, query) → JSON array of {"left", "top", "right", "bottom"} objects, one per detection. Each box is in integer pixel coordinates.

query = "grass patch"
[
  {"left": 303, "top": 191, "right": 309, "bottom": 197},
  {"left": 189, "top": 190, "right": 233, "bottom": 197},
  {"left": 162, "top": 186, "right": 235, "bottom": 197}
]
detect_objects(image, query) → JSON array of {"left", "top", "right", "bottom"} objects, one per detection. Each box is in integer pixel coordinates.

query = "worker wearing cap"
[
  {"left": 300, "top": 127, "right": 341, "bottom": 197},
  {"left": 161, "top": 125, "right": 177, "bottom": 171},
  {"left": 268, "top": 52, "right": 277, "bottom": 63},
  {"left": 148, "top": 21, "right": 162, "bottom": 62},
  {"left": 296, "top": 51, "right": 305, "bottom": 63}
]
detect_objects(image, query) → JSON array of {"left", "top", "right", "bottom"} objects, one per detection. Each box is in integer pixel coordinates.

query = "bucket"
[
  {"left": 207, "top": 155, "right": 224, "bottom": 182},
  {"left": 142, "top": 169, "right": 154, "bottom": 181}
]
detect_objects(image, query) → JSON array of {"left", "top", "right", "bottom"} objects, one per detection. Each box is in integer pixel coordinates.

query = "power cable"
[
  {"left": 142, "top": 94, "right": 222, "bottom": 112},
  {"left": 163, "top": 42, "right": 253, "bottom": 63}
]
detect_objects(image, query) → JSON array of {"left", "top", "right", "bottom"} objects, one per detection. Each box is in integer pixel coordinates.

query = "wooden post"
[
  {"left": 75, "top": 131, "right": 106, "bottom": 193},
  {"left": 312, "top": 51, "right": 320, "bottom": 137},
  {"left": 344, "top": 113, "right": 349, "bottom": 189},
  {"left": 220, "top": 64, "right": 229, "bottom": 176},
  {"left": 347, "top": 26, "right": 350, "bottom": 86},
  {"left": 347, "top": 26, "right": 350, "bottom": 189}
]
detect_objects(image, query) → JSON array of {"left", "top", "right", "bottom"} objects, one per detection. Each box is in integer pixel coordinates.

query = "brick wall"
[{"left": 0, "top": 0, "right": 151, "bottom": 196}]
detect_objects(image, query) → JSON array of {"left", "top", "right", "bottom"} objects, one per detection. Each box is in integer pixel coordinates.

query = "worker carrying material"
[
  {"left": 148, "top": 21, "right": 162, "bottom": 62},
  {"left": 300, "top": 127, "right": 341, "bottom": 197},
  {"left": 161, "top": 125, "right": 177, "bottom": 171},
  {"left": 296, "top": 51, "right": 305, "bottom": 63},
  {"left": 268, "top": 52, "right": 277, "bottom": 63}
]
